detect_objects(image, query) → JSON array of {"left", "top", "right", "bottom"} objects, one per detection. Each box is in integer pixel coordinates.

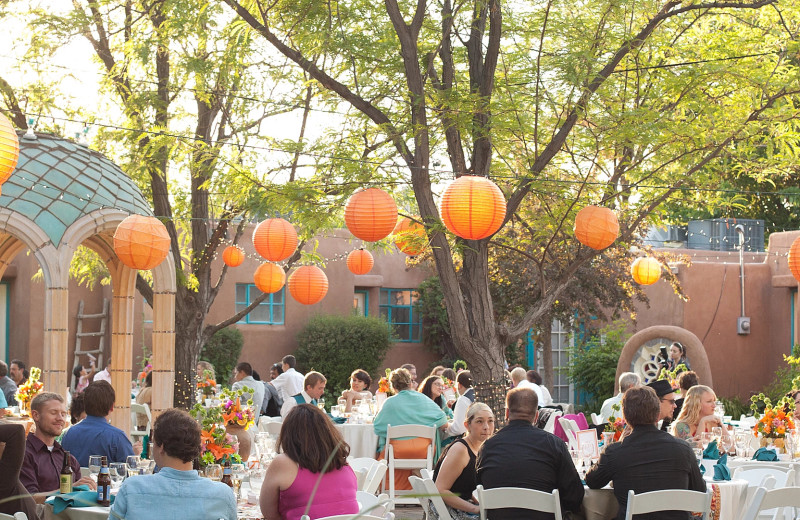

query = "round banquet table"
[
  {"left": 581, "top": 477, "right": 749, "bottom": 520},
  {"left": 336, "top": 423, "right": 379, "bottom": 459}
]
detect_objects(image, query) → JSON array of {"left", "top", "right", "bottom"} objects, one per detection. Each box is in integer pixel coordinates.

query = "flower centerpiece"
[
  {"left": 377, "top": 368, "right": 394, "bottom": 396},
  {"left": 192, "top": 389, "right": 254, "bottom": 467},
  {"left": 15, "top": 367, "right": 44, "bottom": 416},
  {"left": 196, "top": 370, "right": 217, "bottom": 398},
  {"left": 658, "top": 363, "right": 687, "bottom": 394},
  {"left": 604, "top": 403, "right": 626, "bottom": 442},
  {"left": 750, "top": 393, "right": 795, "bottom": 450}
]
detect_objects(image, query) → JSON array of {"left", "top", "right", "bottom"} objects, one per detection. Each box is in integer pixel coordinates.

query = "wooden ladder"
[{"left": 70, "top": 298, "right": 109, "bottom": 392}]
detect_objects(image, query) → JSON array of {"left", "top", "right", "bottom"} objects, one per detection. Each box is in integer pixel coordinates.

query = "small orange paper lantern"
[
  {"left": 253, "top": 262, "right": 286, "bottom": 294},
  {"left": 222, "top": 246, "right": 245, "bottom": 267},
  {"left": 394, "top": 217, "right": 427, "bottom": 256},
  {"left": 441, "top": 176, "right": 506, "bottom": 240},
  {"left": 789, "top": 237, "right": 800, "bottom": 282},
  {"left": 113, "top": 215, "right": 171, "bottom": 270},
  {"left": 0, "top": 113, "right": 19, "bottom": 185},
  {"left": 347, "top": 249, "right": 374, "bottom": 275},
  {"left": 344, "top": 188, "right": 398, "bottom": 242},
  {"left": 574, "top": 205, "right": 619, "bottom": 250},
  {"left": 631, "top": 257, "right": 661, "bottom": 285},
  {"left": 253, "top": 218, "right": 297, "bottom": 262},
  {"left": 288, "top": 265, "right": 328, "bottom": 305}
]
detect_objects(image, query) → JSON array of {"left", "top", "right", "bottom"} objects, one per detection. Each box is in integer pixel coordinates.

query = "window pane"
[
  {"left": 272, "top": 305, "right": 284, "bottom": 324},
  {"left": 236, "top": 284, "right": 247, "bottom": 303},
  {"left": 249, "top": 288, "right": 265, "bottom": 304},
  {"left": 393, "top": 308, "right": 410, "bottom": 323},
  {"left": 380, "top": 290, "right": 389, "bottom": 305},
  {"left": 395, "top": 325, "right": 410, "bottom": 341},
  {"left": 235, "top": 303, "right": 247, "bottom": 315},
  {"left": 272, "top": 290, "right": 283, "bottom": 303},
  {"left": 411, "top": 325, "right": 421, "bottom": 342},
  {"left": 250, "top": 305, "right": 270, "bottom": 323},
  {"left": 379, "top": 308, "right": 389, "bottom": 319},
  {"left": 392, "top": 290, "right": 411, "bottom": 305}
]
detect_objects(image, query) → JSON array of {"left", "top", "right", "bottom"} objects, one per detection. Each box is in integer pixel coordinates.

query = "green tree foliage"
[
  {"left": 200, "top": 327, "right": 245, "bottom": 387},
  {"left": 568, "top": 322, "right": 628, "bottom": 413},
  {"left": 294, "top": 314, "right": 392, "bottom": 404},
  {"left": 414, "top": 277, "right": 456, "bottom": 359}
]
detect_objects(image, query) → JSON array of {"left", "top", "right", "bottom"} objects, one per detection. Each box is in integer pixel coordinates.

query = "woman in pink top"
[{"left": 260, "top": 404, "right": 359, "bottom": 520}]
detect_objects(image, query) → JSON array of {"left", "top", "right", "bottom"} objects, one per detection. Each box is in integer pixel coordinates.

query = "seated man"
[
  {"left": 0, "top": 360, "right": 18, "bottom": 406},
  {"left": 509, "top": 366, "right": 543, "bottom": 404},
  {"left": 281, "top": 371, "right": 326, "bottom": 418},
  {"left": 269, "top": 355, "right": 304, "bottom": 402},
  {"left": 110, "top": 408, "right": 237, "bottom": 520},
  {"left": 586, "top": 386, "right": 706, "bottom": 520},
  {"left": 647, "top": 379, "right": 678, "bottom": 431},
  {"left": 61, "top": 380, "right": 138, "bottom": 466},
  {"left": 476, "top": 387, "right": 584, "bottom": 520},
  {"left": 231, "top": 362, "right": 264, "bottom": 417},
  {"left": 600, "top": 372, "right": 641, "bottom": 421},
  {"left": 0, "top": 423, "right": 38, "bottom": 519},
  {"left": 21, "top": 392, "right": 95, "bottom": 501}
]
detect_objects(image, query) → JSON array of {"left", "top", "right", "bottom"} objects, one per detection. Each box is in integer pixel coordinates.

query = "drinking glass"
[
  {"left": 137, "top": 459, "right": 156, "bottom": 475},
  {"left": 337, "top": 398, "right": 347, "bottom": 415},
  {"left": 126, "top": 456, "right": 141, "bottom": 477},
  {"left": 317, "top": 398, "right": 326, "bottom": 411},
  {"left": 711, "top": 426, "right": 723, "bottom": 443},
  {"left": 721, "top": 434, "right": 734, "bottom": 455},
  {"left": 231, "top": 463, "right": 246, "bottom": 499},
  {"left": 734, "top": 432, "right": 747, "bottom": 457},
  {"left": 601, "top": 431, "right": 615, "bottom": 448},
  {"left": 88, "top": 455, "right": 103, "bottom": 481},
  {"left": 693, "top": 447, "right": 703, "bottom": 464},
  {"left": 109, "top": 462, "right": 126, "bottom": 488},
  {"left": 206, "top": 464, "right": 222, "bottom": 482},
  {"left": 700, "top": 432, "right": 712, "bottom": 449}
]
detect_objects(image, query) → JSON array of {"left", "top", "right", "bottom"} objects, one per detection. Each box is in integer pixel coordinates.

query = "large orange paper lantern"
[
  {"left": 441, "top": 176, "right": 506, "bottom": 240},
  {"left": 0, "top": 113, "right": 19, "bottom": 185},
  {"left": 344, "top": 188, "right": 398, "bottom": 242},
  {"left": 631, "top": 257, "right": 661, "bottom": 285},
  {"left": 394, "top": 217, "right": 427, "bottom": 256},
  {"left": 113, "top": 215, "right": 171, "bottom": 270},
  {"left": 288, "top": 265, "right": 328, "bottom": 305},
  {"left": 347, "top": 249, "right": 374, "bottom": 275},
  {"left": 574, "top": 205, "right": 619, "bottom": 250},
  {"left": 253, "top": 218, "right": 297, "bottom": 262},
  {"left": 789, "top": 237, "right": 800, "bottom": 282},
  {"left": 253, "top": 262, "right": 286, "bottom": 294},
  {"left": 222, "top": 246, "right": 245, "bottom": 267}
]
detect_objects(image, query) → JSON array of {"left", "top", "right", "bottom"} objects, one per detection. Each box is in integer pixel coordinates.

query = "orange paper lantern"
[
  {"left": 113, "top": 215, "right": 171, "bottom": 270},
  {"left": 347, "top": 249, "right": 374, "bottom": 275},
  {"left": 631, "top": 257, "right": 661, "bottom": 285},
  {"left": 574, "top": 205, "right": 619, "bottom": 250},
  {"left": 253, "top": 218, "right": 297, "bottom": 262},
  {"left": 0, "top": 113, "right": 19, "bottom": 185},
  {"left": 441, "top": 176, "right": 506, "bottom": 240},
  {"left": 789, "top": 237, "right": 800, "bottom": 282},
  {"left": 253, "top": 262, "right": 286, "bottom": 294},
  {"left": 222, "top": 246, "right": 245, "bottom": 267},
  {"left": 288, "top": 265, "right": 329, "bottom": 305},
  {"left": 344, "top": 188, "right": 398, "bottom": 242},
  {"left": 394, "top": 217, "right": 427, "bottom": 256}
]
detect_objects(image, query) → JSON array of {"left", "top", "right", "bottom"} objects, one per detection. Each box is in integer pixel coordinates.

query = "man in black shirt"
[
  {"left": 585, "top": 386, "right": 706, "bottom": 520},
  {"left": 476, "top": 387, "right": 584, "bottom": 520}
]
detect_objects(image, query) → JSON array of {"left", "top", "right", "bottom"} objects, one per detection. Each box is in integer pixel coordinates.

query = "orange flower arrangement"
[
  {"left": 377, "top": 368, "right": 393, "bottom": 395},
  {"left": 16, "top": 367, "right": 44, "bottom": 414},
  {"left": 751, "top": 393, "right": 795, "bottom": 439},
  {"left": 604, "top": 404, "right": 626, "bottom": 441},
  {"left": 221, "top": 394, "right": 255, "bottom": 430},
  {"left": 196, "top": 371, "right": 216, "bottom": 397}
]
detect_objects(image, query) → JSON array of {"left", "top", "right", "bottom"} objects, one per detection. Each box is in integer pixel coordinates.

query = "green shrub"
[
  {"left": 719, "top": 395, "right": 748, "bottom": 419},
  {"left": 567, "top": 322, "right": 627, "bottom": 413},
  {"left": 200, "top": 327, "right": 244, "bottom": 386},
  {"left": 295, "top": 314, "right": 392, "bottom": 407},
  {"left": 760, "top": 354, "right": 800, "bottom": 404}
]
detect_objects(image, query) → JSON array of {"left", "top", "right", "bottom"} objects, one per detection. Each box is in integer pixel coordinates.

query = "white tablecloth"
[{"left": 336, "top": 423, "right": 379, "bottom": 459}]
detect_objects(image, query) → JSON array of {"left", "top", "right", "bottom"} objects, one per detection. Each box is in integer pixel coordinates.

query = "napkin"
[
  {"left": 699, "top": 462, "right": 705, "bottom": 475},
  {"left": 703, "top": 439, "right": 720, "bottom": 460},
  {"left": 752, "top": 447, "right": 778, "bottom": 461},
  {"left": 713, "top": 453, "right": 731, "bottom": 481},
  {"left": 329, "top": 415, "right": 347, "bottom": 424},
  {"left": 51, "top": 490, "right": 114, "bottom": 514}
]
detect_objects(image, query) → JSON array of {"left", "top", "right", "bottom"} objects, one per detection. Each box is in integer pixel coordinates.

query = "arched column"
[
  {"left": 150, "top": 254, "right": 176, "bottom": 417},
  {"left": 618, "top": 325, "right": 712, "bottom": 391}
]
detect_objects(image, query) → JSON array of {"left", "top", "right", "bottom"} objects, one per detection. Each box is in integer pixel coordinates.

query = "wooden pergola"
[{"left": 0, "top": 132, "right": 176, "bottom": 434}]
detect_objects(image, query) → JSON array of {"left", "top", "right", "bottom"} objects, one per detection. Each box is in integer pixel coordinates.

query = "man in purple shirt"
[{"left": 20, "top": 392, "right": 96, "bottom": 500}]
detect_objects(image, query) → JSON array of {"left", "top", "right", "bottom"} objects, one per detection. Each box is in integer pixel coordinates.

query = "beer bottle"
[
  {"left": 221, "top": 460, "right": 233, "bottom": 488},
  {"left": 59, "top": 451, "right": 73, "bottom": 494},
  {"left": 96, "top": 456, "right": 111, "bottom": 506}
]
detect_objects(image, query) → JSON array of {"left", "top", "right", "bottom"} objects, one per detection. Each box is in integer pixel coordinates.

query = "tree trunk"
[{"left": 172, "top": 291, "right": 207, "bottom": 409}]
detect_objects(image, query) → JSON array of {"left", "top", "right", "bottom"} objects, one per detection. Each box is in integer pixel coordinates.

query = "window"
[
  {"left": 550, "top": 319, "right": 574, "bottom": 403},
  {"left": 379, "top": 289, "right": 422, "bottom": 342},
  {"left": 236, "top": 284, "right": 285, "bottom": 324},
  {"left": 354, "top": 290, "right": 369, "bottom": 317}
]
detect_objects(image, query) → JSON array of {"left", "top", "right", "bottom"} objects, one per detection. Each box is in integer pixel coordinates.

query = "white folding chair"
[
  {"left": 259, "top": 421, "right": 282, "bottom": 436},
  {"left": 742, "top": 486, "right": 800, "bottom": 520},
  {"left": 734, "top": 467, "right": 795, "bottom": 488},
  {"left": 543, "top": 410, "right": 563, "bottom": 434},
  {"left": 420, "top": 468, "right": 433, "bottom": 480},
  {"left": 558, "top": 417, "right": 580, "bottom": 450},
  {"left": 130, "top": 402, "right": 151, "bottom": 440},
  {"left": 0, "top": 513, "right": 28, "bottom": 520},
  {"left": 302, "top": 515, "right": 389, "bottom": 520},
  {"left": 364, "top": 461, "right": 388, "bottom": 495},
  {"left": 590, "top": 413, "right": 603, "bottom": 425},
  {"left": 409, "top": 476, "right": 453, "bottom": 520},
  {"left": 623, "top": 489, "right": 712, "bottom": 520},
  {"left": 475, "top": 485, "right": 563, "bottom": 520},
  {"left": 357, "top": 491, "right": 392, "bottom": 517},
  {"left": 384, "top": 424, "right": 436, "bottom": 505}
]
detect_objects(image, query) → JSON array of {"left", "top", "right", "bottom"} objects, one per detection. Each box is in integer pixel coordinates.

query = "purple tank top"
[{"left": 278, "top": 465, "right": 359, "bottom": 520}]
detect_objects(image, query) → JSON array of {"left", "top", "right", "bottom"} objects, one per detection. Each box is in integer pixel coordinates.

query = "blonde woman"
[
  {"left": 431, "top": 403, "right": 495, "bottom": 519},
  {"left": 671, "top": 385, "right": 726, "bottom": 441}
]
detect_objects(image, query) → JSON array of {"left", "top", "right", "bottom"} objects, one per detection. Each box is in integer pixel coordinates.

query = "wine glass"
[
  {"left": 109, "top": 462, "right": 126, "bottom": 489},
  {"left": 700, "top": 432, "right": 713, "bottom": 450},
  {"left": 137, "top": 459, "right": 156, "bottom": 475},
  {"left": 126, "top": 455, "right": 141, "bottom": 477},
  {"left": 206, "top": 464, "right": 222, "bottom": 482},
  {"left": 231, "top": 463, "right": 246, "bottom": 499},
  {"left": 317, "top": 398, "right": 326, "bottom": 411},
  {"left": 735, "top": 431, "right": 748, "bottom": 457},
  {"left": 721, "top": 434, "right": 734, "bottom": 455},
  {"left": 711, "top": 426, "right": 723, "bottom": 445},
  {"left": 337, "top": 398, "right": 347, "bottom": 415},
  {"left": 88, "top": 455, "right": 103, "bottom": 481}
]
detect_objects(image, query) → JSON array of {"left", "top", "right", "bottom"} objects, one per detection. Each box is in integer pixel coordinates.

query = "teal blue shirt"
[
  {"left": 373, "top": 390, "right": 448, "bottom": 453},
  {"left": 109, "top": 467, "right": 237, "bottom": 520}
]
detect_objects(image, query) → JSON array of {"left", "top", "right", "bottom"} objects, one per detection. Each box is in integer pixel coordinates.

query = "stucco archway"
[{"left": 617, "top": 325, "right": 712, "bottom": 392}]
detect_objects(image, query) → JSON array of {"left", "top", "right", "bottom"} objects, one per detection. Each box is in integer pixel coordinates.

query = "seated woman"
[
  {"left": 432, "top": 403, "right": 495, "bottom": 520},
  {"left": 671, "top": 385, "right": 728, "bottom": 442},
  {"left": 373, "top": 368, "right": 449, "bottom": 491},
  {"left": 260, "top": 404, "right": 358, "bottom": 520},
  {"left": 341, "top": 369, "right": 373, "bottom": 412},
  {"left": 196, "top": 360, "right": 216, "bottom": 383},
  {"left": 419, "top": 375, "right": 455, "bottom": 420},
  {"left": 135, "top": 371, "right": 153, "bottom": 430}
]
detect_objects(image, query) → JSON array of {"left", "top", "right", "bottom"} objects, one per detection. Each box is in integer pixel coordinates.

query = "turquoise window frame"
[
  {"left": 236, "top": 284, "right": 285, "bottom": 325},
  {"left": 379, "top": 288, "right": 422, "bottom": 343},
  {"left": 792, "top": 288, "right": 797, "bottom": 355},
  {"left": 354, "top": 290, "right": 369, "bottom": 317}
]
